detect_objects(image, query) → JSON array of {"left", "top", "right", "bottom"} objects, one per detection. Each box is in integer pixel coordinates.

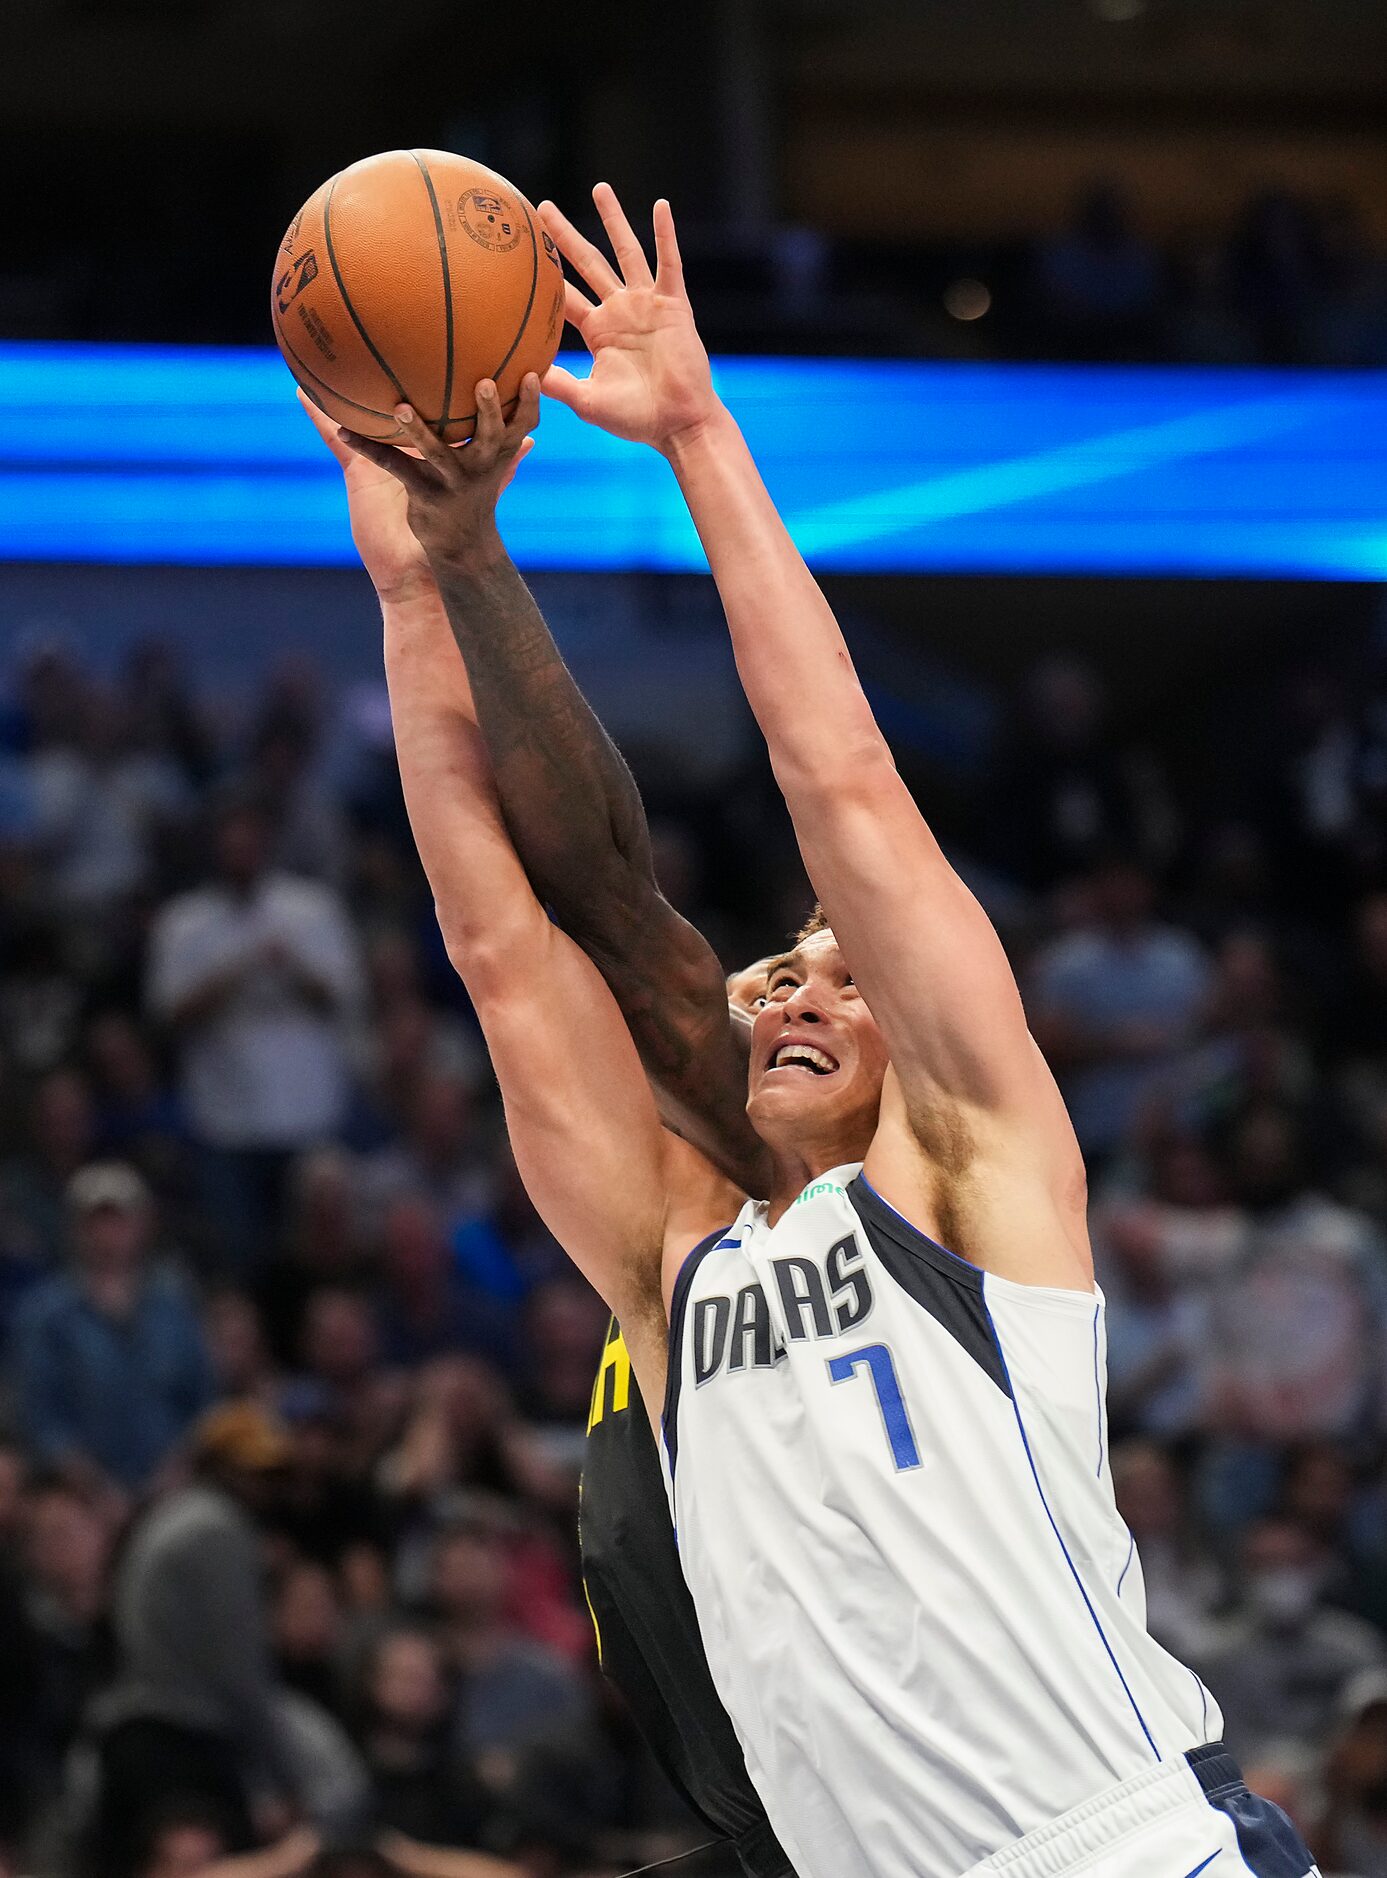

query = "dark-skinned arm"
[{"left": 301, "top": 383, "right": 768, "bottom": 1195}]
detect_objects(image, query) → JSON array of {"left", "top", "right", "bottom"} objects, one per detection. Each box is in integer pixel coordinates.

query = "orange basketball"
[{"left": 271, "top": 150, "right": 565, "bottom": 443}]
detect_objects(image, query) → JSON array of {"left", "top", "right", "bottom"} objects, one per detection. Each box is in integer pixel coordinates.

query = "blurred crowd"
[
  {"left": 0, "top": 609, "right": 1385, "bottom": 1875},
  {"left": 683, "top": 181, "right": 1387, "bottom": 368},
  {"left": 1015, "top": 181, "right": 1387, "bottom": 366}
]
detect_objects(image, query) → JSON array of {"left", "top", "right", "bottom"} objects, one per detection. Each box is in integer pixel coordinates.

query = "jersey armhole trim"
[
  {"left": 662, "top": 1224, "right": 729, "bottom": 1479},
  {"left": 850, "top": 1172, "right": 985, "bottom": 1290}
]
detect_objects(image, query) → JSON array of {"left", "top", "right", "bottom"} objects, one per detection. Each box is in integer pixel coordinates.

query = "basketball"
[{"left": 271, "top": 149, "right": 565, "bottom": 442}]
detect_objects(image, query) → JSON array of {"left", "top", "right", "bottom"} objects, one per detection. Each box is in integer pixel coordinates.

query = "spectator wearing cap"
[
  {"left": 9, "top": 1163, "right": 215, "bottom": 1499},
  {"left": 146, "top": 798, "right": 364, "bottom": 1270},
  {"left": 84, "top": 1403, "right": 305, "bottom": 1878}
]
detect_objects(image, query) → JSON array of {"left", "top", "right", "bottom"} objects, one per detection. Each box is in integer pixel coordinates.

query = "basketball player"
[
  {"left": 327, "top": 192, "right": 1319, "bottom": 1873},
  {"left": 528, "top": 182, "right": 1320, "bottom": 1878},
  {"left": 300, "top": 396, "right": 790, "bottom": 1878}
]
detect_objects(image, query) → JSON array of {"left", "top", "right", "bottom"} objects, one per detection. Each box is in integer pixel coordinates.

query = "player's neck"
[{"left": 765, "top": 1139, "right": 859, "bottom": 1226}]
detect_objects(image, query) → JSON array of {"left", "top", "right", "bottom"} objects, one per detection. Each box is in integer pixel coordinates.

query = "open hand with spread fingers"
[
  {"left": 539, "top": 184, "right": 721, "bottom": 454},
  {"left": 332, "top": 373, "right": 539, "bottom": 573}
]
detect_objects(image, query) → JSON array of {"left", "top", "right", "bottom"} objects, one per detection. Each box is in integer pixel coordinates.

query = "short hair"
[{"left": 796, "top": 903, "right": 831, "bottom": 943}]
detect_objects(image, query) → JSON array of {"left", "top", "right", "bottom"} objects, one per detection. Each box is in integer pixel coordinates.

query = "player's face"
[{"left": 745, "top": 931, "right": 888, "bottom": 1147}]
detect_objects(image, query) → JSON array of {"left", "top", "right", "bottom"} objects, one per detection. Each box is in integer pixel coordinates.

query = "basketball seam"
[
  {"left": 489, "top": 196, "right": 542, "bottom": 385},
  {"left": 410, "top": 151, "right": 455, "bottom": 426},
  {"left": 323, "top": 170, "right": 411, "bottom": 412},
  {"left": 273, "top": 311, "right": 398, "bottom": 424}
]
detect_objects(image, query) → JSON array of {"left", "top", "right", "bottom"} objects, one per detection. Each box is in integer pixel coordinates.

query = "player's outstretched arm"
[
  {"left": 299, "top": 388, "right": 766, "bottom": 1197},
  {"left": 309, "top": 406, "right": 730, "bottom": 1373},
  {"left": 541, "top": 189, "right": 1087, "bottom": 1270}
]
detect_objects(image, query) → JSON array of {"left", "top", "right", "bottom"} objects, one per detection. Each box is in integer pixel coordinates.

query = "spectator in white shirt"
[{"left": 146, "top": 798, "right": 364, "bottom": 1272}]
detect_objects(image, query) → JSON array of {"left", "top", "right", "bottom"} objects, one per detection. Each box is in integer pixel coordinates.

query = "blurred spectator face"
[
  {"left": 381, "top": 1196, "right": 447, "bottom": 1296},
  {"left": 1199, "top": 822, "right": 1271, "bottom": 909},
  {"left": 139, "top": 1817, "right": 227, "bottom": 1878},
  {"left": 33, "top": 1067, "right": 95, "bottom": 1170},
  {"left": 1112, "top": 1442, "right": 1182, "bottom": 1539},
  {"left": 205, "top": 1289, "right": 272, "bottom": 1396},
  {"left": 74, "top": 1196, "right": 150, "bottom": 1281},
  {"left": 1210, "top": 933, "right": 1283, "bottom": 1029},
  {"left": 1148, "top": 1135, "right": 1224, "bottom": 1211},
  {"left": 339, "top": 1542, "right": 391, "bottom": 1615},
  {"left": 1329, "top": 1687, "right": 1387, "bottom": 1810},
  {"left": 274, "top": 1559, "right": 341, "bottom": 1662},
  {"left": 21, "top": 640, "right": 86, "bottom": 747},
  {"left": 87, "top": 1011, "right": 159, "bottom": 1097},
  {"left": 1224, "top": 1104, "right": 1305, "bottom": 1209},
  {"left": 431, "top": 1526, "right": 508, "bottom": 1627},
  {"left": 367, "top": 929, "right": 423, "bottom": 1008},
  {"left": 252, "top": 726, "right": 309, "bottom": 794},
  {"left": 1027, "top": 657, "right": 1103, "bottom": 752},
  {"left": 407, "top": 1074, "right": 473, "bottom": 1164},
  {"left": 1088, "top": 860, "right": 1155, "bottom": 934},
  {"left": 75, "top": 681, "right": 130, "bottom": 763},
  {"left": 214, "top": 805, "right": 270, "bottom": 890},
  {"left": 0, "top": 1442, "right": 26, "bottom": 1544},
  {"left": 288, "top": 1148, "right": 359, "bottom": 1268},
  {"left": 1281, "top": 1443, "right": 1355, "bottom": 1545},
  {"left": 1240, "top": 1518, "right": 1328, "bottom": 1631},
  {"left": 25, "top": 1483, "right": 108, "bottom": 1608},
  {"left": 302, "top": 1288, "right": 378, "bottom": 1387},
  {"left": 525, "top": 1281, "right": 610, "bottom": 1418},
  {"left": 368, "top": 1627, "right": 450, "bottom": 1733}
]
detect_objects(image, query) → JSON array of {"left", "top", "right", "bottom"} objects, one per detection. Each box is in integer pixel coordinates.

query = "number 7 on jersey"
[{"left": 828, "top": 1342, "right": 922, "bottom": 1471}]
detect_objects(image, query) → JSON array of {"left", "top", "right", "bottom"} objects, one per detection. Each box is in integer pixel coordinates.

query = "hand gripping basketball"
[{"left": 336, "top": 374, "right": 539, "bottom": 568}]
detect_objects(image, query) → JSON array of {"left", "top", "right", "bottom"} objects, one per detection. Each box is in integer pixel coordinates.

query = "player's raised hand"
[
  {"left": 334, "top": 374, "right": 538, "bottom": 571},
  {"left": 297, "top": 388, "right": 434, "bottom": 605},
  {"left": 539, "top": 186, "right": 720, "bottom": 453}
]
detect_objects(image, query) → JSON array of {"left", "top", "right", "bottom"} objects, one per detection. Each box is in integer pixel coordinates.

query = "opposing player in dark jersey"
[{"left": 300, "top": 396, "right": 790, "bottom": 1878}]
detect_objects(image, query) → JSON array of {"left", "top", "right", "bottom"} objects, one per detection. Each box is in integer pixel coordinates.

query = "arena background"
[{"left": 3, "top": 2, "right": 1387, "bottom": 1874}]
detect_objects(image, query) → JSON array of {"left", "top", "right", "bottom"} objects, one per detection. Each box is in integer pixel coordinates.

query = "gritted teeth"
[{"left": 771, "top": 1042, "right": 839, "bottom": 1075}]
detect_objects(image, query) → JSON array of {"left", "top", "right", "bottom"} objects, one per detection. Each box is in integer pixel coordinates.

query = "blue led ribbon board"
[{"left": 2, "top": 343, "right": 1385, "bottom": 577}]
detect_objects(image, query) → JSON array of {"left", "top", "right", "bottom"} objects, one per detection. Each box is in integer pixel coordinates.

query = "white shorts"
[{"left": 964, "top": 1743, "right": 1318, "bottom": 1878}]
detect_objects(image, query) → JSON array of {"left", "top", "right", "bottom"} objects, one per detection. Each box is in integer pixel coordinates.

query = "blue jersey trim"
[
  {"left": 1091, "top": 1298, "right": 1105, "bottom": 1477},
  {"left": 1116, "top": 1529, "right": 1136, "bottom": 1597},
  {"left": 983, "top": 1280, "right": 1160, "bottom": 1761},
  {"left": 661, "top": 1224, "right": 730, "bottom": 1481},
  {"left": 1194, "top": 1667, "right": 1211, "bottom": 1742}
]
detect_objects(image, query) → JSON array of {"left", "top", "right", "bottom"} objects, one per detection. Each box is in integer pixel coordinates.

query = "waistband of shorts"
[{"left": 966, "top": 1743, "right": 1238, "bottom": 1878}]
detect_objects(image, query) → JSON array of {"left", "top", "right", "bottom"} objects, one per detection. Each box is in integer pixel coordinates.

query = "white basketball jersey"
[{"left": 662, "top": 1165, "right": 1221, "bottom": 1878}]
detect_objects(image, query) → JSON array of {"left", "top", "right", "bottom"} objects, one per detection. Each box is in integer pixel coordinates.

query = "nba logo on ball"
[
  {"left": 460, "top": 190, "right": 522, "bottom": 253},
  {"left": 275, "top": 250, "right": 318, "bottom": 314}
]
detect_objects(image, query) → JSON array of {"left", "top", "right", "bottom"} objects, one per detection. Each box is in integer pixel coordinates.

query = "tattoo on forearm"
[{"left": 433, "top": 555, "right": 749, "bottom": 1150}]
